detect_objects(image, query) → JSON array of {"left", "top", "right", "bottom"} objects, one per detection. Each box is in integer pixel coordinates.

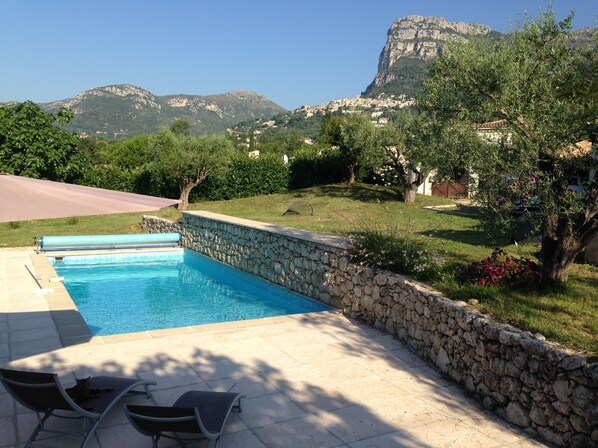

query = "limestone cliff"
[{"left": 363, "top": 16, "right": 494, "bottom": 98}]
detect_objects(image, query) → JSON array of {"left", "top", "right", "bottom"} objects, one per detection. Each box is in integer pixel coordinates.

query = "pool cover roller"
[{"left": 38, "top": 233, "right": 181, "bottom": 252}]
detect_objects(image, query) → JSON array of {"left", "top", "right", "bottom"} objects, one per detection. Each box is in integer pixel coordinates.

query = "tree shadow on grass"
[
  {"left": 420, "top": 228, "right": 504, "bottom": 248},
  {"left": 293, "top": 184, "right": 403, "bottom": 203}
]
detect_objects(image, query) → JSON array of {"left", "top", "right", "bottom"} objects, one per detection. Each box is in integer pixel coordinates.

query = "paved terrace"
[{"left": 0, "top": 248, "right": 546, "bottom": 447}]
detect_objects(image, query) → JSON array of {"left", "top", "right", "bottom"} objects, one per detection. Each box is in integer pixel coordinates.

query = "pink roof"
[{"left": 0, "top": 174, "right": 180, "bottom": 222}]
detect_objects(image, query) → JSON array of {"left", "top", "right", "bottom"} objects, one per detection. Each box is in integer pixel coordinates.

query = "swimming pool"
[{"left": 50, "top": 249, "right": 331, "bottom": 336}]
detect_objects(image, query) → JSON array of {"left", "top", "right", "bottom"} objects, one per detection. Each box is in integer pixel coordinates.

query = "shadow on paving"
[
  {"left": 0, "top": 311, "right": 538, "bottom": 447},
  {"left": 0, "top": 310, "right": 93, "bottom": 364},
  {"left": 1, "top": 351, "right": 423, "bottom": 446}
]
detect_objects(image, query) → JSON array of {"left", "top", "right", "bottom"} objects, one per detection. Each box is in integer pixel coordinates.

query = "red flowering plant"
[{"left": 457, "top": 249, "right": 541, "bottom": 287}]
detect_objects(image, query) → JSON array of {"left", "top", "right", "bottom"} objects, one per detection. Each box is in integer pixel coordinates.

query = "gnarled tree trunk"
[
  {"left": 402, "top": 181, "right": 418, "bottom": 204},
  {"left": 177, "top": 183, "right": 195, "bottom": 210},
  {"left": 348, "top": 163, "right": 357, "bottom": 184},
  {"left": 177, "top": 170, "right": 208, "bottom": 210},
  {"left": 540, "top": 212, "right": 598, "bottom": 284},
  {"left": 400, "top": 167, "right": 425, "bottom": 204}
]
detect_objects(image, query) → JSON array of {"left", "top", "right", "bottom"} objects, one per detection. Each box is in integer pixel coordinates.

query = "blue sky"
[{"left": 0, "top": 0, "right": 595, "bottom": 110}]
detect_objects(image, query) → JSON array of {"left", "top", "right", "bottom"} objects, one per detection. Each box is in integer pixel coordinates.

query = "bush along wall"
[
  {"left": 194, "top": 155, "right": 289, "bottom": 201},
  {"left": 289, "top": 147, "right": 348, "bottom": 189},
  {"left": 143, "top": 212, "right": 598, "bottom": 448}
]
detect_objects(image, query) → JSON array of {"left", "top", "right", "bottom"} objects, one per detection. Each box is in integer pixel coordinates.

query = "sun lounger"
[
  {"left": 124, "top": 390, "right": 245, "bottom": 448},
  {"left": 0, "top": 368, "right": 155, "bottom": 448}
]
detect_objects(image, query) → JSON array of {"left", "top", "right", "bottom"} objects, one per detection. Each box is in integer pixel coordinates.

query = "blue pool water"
[{"left": 51, "top": 249, "right": 331, "bottom": 336}]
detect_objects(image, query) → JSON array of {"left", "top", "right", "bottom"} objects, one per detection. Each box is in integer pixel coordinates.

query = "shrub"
[
  {"left": 457, "top": 249, "right": 541, "bottom": 287},
  {"left": 289, "top": 146, "right": 348, "bottom": 188},
  {"left": 82, "top": 166, "right": 137, "bottom": 193},
  {"left": 349, "top": 219, "right": 443, "bottom": 281},
  {"left": 194, "top": 154, "right": 289, "bottom": 200}
]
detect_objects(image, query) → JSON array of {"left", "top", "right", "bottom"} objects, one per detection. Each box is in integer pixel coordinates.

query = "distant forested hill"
[{"left": 39, "top": 84, "right": 286, "bottom": 138}]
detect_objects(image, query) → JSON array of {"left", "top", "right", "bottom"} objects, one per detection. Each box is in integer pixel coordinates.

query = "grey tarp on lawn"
[{"left": 0, "top": 173, "right": 180, "bottom": 222}]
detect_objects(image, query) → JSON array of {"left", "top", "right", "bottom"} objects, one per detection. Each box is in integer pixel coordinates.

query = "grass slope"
[{"left": 1, "top": 184, "right": 595, "bottom": 354}]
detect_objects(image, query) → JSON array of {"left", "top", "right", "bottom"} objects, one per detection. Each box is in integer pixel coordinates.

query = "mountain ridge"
[{"left": 41, "top": 84, "right": 286, "bottom": 138}]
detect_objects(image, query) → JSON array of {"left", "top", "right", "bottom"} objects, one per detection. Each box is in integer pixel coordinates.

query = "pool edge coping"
[{"left": 31, "top": 250, "right": 341, "bottom": 347}]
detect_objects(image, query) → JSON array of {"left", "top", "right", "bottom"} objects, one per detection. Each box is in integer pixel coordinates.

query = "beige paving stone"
[
  {"left": 231, "top": 317, "right": 277, "bottom": 328},
  {"left": 349, "top": 430, "right": 438, "bottom": 448},
  {"left": 207, "top": 376, "right": 279, "bottom": 399},
  {"left": 326, "top": 376, "right": 411, "bottom": 404},
  {"left": 218, "top": 428, "right": 268, "bottom": 448},
  {"left": 120, "top": 349, "right": 188, "bottom": 374},
  {"left": 6, "top": 352, "right": 71, "bottom": 375},
  {"left": 188, "top": 321, "right": 237, "bottom": 333},
  {"left": 219, "top": 411, "right": 248, "bottom": 435},
  {"left": 243, "top": 320, "right": 310, "bottom": 338},
  {"left": 248, "top": 351, "right": 303, "bottom": 376},
  {"left": 238, "top": 393, "right": 307, "bottom": 427},
  {"left": 56, "top": 324, "right": 92, "bottom": 340},
  {"left": 445, "top": 402, "right": 546, "bottom": 447},
  {"left": 97, "top": 422, "right": 176, "bottom": 448},
  {"left": 278, "top": 341, "right": 347, "bottom": 365},
  {"left": 0, "top": 392, "right": 14, "bottom": 418},
  {"left": 10, "top": 336, "right": 63, "bottom": 357},
  {"left": 394, "top": 417, "right": 526, "bottom": 448},
  {"left": 50, "top": 311, "right": 87, "bottom": 327},
  {"left": 281, "top": 381, "right": 355, "bottom": 414},
  {"left": 202, "top": 338, "right": 279, "bottom": 359},
  {"left": 8, "top": 315, "right": 54, "bottom": 331},
  {"left": 254, "top": 414, "right": 344, "bottom": 448},
  {"left": 319, "top": 404, "right": 403, "bottom": 444},
  {"left": 138, "top": 364, "right": 204, "bottom": 389},
  {"left": 188, "top": 356, "right": 258, "bottom": 382},
  {"left": 16, "top": 411, "right": 102, "bottom": 446},
  {"left": 61, "top": 335, "right": 98, "bottom": 347},
  {"left": 0, "top": 416, "right": 16, "bottom": 448},
  {"left": 10, "top": 326, "right": 60, "bottom": 343}
]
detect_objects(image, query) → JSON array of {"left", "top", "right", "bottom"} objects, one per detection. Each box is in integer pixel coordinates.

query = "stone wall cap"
[{"left": 184, "top": 211, "right": 351, "bottom": 249}]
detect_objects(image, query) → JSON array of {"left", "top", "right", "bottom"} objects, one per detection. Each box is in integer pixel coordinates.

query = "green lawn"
[{"left": 1, "top": 183, "right": 596, "bottom": 354}]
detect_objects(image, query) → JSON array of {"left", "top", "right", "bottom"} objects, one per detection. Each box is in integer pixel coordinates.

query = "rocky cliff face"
[
  {"left": 364, "top": 15, "right": 493, "bottom": 98},
  {"left": 380, "top": 15, "right": 491, "bottom": 67}
]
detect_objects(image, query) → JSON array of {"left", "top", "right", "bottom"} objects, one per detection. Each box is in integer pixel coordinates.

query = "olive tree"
[
  {"left": 421, "top": 10, "right": 597, "bottom": 284},
  {"left": 150, "top": 129, "right": 234, "bottom": 210},
  {"left": 339, "top": 114, "right": 381, "bottom": 184}
]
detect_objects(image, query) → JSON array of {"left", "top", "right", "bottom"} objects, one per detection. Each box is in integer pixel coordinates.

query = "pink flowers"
[{"left": 458, "top": 249, "right": 541, "bottom": 287}]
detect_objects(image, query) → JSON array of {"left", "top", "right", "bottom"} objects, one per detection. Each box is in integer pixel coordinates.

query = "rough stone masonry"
[{"left": 142, "top": 212, "right": 597, "bottom": 448}]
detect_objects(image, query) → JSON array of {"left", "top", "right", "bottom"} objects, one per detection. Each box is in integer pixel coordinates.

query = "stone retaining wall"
[
  {"left": 141, "top": 215, "right": 182, "bottom": 235},
  {"left": 181, "top": 211, "right": 350, "bottom": 307},
  {"left": 142, "top": 212, "right": 597, "bottom": 447},
  {"left": 329, "top": 265, "right": 597, "bottom": 447}
]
